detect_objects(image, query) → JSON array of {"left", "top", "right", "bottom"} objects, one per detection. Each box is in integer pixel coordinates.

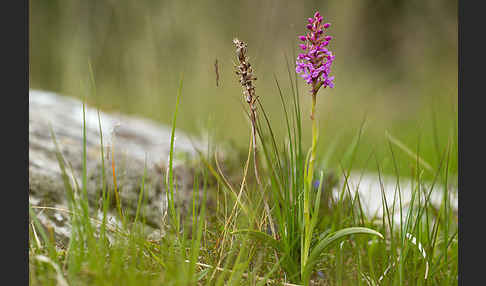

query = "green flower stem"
[{"left": 302, "top": 92, "right": 318, "bottom": 283}]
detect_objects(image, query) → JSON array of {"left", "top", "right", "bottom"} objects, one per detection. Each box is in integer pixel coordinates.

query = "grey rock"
[
  {"left": 333, "top": 171, "right": 458, "bottom": 224},
  {"left": 29, "top": 89, "right": 206, "bottom": 243}
]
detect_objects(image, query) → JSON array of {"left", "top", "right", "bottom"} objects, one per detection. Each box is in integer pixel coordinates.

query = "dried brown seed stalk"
[
  {"left": 233, "top": 38, "right": 277, "bottom": 240},
  {"left": 233, "top": 38, "right": 259, "bottom": 182}
]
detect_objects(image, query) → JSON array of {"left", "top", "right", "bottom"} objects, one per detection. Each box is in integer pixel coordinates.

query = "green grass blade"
[
  {"left": 167, "top": 74, "right": 184, "bottom": 232},
  {"left": 48, "top": 125, "right": 75, "bottom": 207},
  {"left": 303, "top": 227, "right": 384, "bottom": 281},
  {"left": 133, "top": 157, "right": 147, "bottom": 226}
]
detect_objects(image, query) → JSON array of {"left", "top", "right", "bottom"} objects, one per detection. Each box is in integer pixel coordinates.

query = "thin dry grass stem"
[
  {"left": 31, "top": 221, "right": 43, "bottom": 249},
  {"left": 225, "top": 136, "right": 253, "bottom": 232},
  {"left": 210, "top": 136, "right": 253, "bottom": 281},
  {"left": 233, "top": 38, "right": 277, "bottom": 240},
  {"left": 214, "top": 151, "right": 246, "bottom": 210}
]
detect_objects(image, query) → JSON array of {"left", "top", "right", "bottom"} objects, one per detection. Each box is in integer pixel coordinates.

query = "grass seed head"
[{"left": 233, "top": 38, "right": 257, "bottom": 108}]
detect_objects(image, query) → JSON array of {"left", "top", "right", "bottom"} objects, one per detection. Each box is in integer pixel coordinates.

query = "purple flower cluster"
[{"left": 296, "top": 11, "right": 335, "bottom": 93}]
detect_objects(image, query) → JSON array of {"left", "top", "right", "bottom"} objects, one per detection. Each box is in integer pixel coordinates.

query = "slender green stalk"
[{"left": 302, "top": 91, "right": 318, "bottom": 281}]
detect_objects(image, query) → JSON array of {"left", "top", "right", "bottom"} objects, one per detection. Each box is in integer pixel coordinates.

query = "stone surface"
[
  {"left": 333, "top": 171, "right": 458, "bottom": 223},
  {"left": 29, "top": 89, "right": 206, "bottom": 243}
]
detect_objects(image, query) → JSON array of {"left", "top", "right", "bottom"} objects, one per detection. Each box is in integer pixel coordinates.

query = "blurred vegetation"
[{"left": 29, "top": 0, "right": 457, "bottom": 179}]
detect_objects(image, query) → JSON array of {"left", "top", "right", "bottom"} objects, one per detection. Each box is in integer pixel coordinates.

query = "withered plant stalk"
[{"left": 233, "top": 38, "right": 277, "bottom": 238}]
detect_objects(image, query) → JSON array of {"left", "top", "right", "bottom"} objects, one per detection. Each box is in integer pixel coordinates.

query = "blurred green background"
[{"left": 30, "top": 0, "right": 457, "bottom": 179}]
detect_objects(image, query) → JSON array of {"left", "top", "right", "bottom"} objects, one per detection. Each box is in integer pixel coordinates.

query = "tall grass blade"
[{"left": 166, "top": 74, "right": 184, "bottom": 232}]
